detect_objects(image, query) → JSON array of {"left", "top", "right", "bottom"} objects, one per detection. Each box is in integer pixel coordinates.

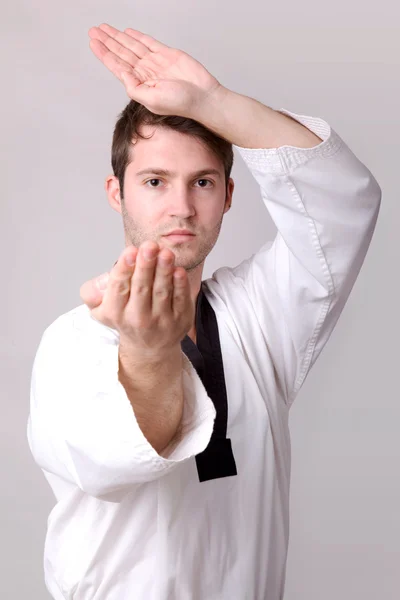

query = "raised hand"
[
  {"left": 80, "top": 241, "right": 194, "bottom": 359},
  {"left": 88, "top": 23, "right": 223, "bottom": 118}
]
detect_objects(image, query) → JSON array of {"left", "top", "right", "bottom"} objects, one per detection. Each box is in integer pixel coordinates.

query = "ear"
[
  {"left": 223, "top": 177, "right": 235, "bottom": 214},
  {"left": 105, "top": 175, "right": 122, "bottom": 214}
]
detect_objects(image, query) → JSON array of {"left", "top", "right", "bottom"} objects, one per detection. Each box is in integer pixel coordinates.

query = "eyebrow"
[{"left": 135, "top": 168, "right": 222, "bottom": 178}]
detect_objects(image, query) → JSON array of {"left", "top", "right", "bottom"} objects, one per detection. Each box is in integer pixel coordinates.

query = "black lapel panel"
[{"left": 181, "top": 285, "right": 237, "bottom": 483}]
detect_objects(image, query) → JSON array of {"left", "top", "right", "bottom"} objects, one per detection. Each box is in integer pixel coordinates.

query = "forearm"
[
  {"left": 195, "top": 86, "right": 323, "bottom": 149},
  {"left": 118, "top": 342, "right": 184, "bottom": 454}
]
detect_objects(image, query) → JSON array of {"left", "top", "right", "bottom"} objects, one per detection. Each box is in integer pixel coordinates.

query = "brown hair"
[{"left": 111, "top": 100, "right": 234, "bottom": 199}]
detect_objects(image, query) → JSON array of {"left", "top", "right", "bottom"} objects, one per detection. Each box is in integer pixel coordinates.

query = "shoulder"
[
  {"left": 202, "top": 243, "right": 272, "bottom": 310},
  {"left": 39, "top": 304, "right": 119, "bottom": 355}
]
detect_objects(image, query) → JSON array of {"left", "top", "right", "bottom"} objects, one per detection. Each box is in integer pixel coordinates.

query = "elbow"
[
  {"left": 365, "top": 173, "right": 382, "bottom": 238},
  {"left": 366, "top": 170, "right": 382, "bottom": 215},
  {"left": 68, "top": 460, "right": 133, "bottom": 498},
  {"left": 73, "top": 467, "right": 136, "bottom": 498},
  {"left": 65, "top": 442, "right": 173, "bottom": 497},
  {"left": 76, "top": 478, "right": 124, "bottom": 499},
  {"left": 76, "top": 465, "right": 167, "bottom": 499}
]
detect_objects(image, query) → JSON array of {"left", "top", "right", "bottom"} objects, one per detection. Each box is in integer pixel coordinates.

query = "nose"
[{"left": 167, "top": 185, "right": 196, "bottom": 218}]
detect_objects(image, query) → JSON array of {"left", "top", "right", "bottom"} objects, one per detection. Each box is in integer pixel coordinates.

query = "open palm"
[{"left": 88, "top": 24, "right": 222, "bottom": 117}]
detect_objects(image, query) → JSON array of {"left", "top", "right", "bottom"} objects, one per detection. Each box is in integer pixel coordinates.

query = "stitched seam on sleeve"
[
  {"left": 235, "top": 129, "right": 343, "bottom": 174},
  {"left": 283, "top": 176, "right": 337, "bottom": 404}
]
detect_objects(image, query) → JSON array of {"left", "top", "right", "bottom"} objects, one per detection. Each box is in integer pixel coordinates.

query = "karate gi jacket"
[{"left": 27, "top": 109, "right": 382, "bottom": 600}]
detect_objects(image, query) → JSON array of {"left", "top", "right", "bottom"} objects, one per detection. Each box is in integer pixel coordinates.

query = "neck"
[
  {"left": 186, "top": 265, "right": 203, "bottom": 346},
  {"left": 186, "top": 263, "right": 204, "bottom": 307}
]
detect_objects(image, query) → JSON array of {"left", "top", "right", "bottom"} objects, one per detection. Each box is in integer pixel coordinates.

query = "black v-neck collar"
[{"left": 181, "top": 284, "right": 237, "bottom": 483}]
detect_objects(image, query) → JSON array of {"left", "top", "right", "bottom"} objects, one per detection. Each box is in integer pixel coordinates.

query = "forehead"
[{"left": 128, "top": 124, "right": 223, "bottom": 172}]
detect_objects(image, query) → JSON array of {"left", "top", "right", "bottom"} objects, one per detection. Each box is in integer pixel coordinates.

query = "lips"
[
  {"left": 165, "top": 231, "right": 195, "bottom": 236},
  {"left": 163, "top": 232, "right": 196, "bottom": 243}
]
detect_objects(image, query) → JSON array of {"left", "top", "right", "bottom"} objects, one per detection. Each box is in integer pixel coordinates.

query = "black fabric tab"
[
  {"left": 195, "top": 438, "right": 237, "bottom": 482},
  {"left": 181, "top": 284, "right": 237, "bottom": 483}
]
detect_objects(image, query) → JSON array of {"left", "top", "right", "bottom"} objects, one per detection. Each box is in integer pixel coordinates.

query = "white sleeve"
[
  {"left": 231, "top": 108, "right": 382, "bottom": 407},
  {"left": 27, "top": 307, "right": 216, "bottom": 497}
]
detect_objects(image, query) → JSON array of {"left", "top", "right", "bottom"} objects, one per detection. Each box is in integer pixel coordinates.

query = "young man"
[{"left": 27, "top": 23, "right": 382, "bottom": 600}]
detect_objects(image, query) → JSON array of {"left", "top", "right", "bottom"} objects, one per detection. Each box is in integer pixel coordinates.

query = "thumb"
[
  {"left": 121, "top": 71, "right": 155, "bottom": 103},
  {"left": 80, "top": 272, "right": 109, "bottom": 310}
]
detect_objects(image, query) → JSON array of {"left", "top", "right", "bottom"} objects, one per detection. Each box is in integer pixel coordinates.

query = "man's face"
[{"left": 107, "top": 125, "right": 234, "bottom": 272}]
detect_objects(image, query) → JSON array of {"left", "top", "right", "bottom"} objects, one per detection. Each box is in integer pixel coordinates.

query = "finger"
[
  {"left": 172, "top": 268, "right": 191, "bottom": 319},
  {"left": 128, "top": 241, "right": 160, "bottom": 318},
  {"left": 80, "top": 271, "right": 109, "bottom": 310},
  {"left": 98, "top": 23, "right": 149, "bottom": 59},
  {"left": 124, "top": 28, "right": 169, "bottom": 53},
  {"left": 89, "top": 26, "right": 141, "bottom": 67},
  {"left": 152, "top": 248, "right": 175, "bottom": 317},
  {"left": 92, "top": 246, "right": 138, "bottom": 321},
  {"left": 89, "top": 38, "right": 141, "bottom": 85}
]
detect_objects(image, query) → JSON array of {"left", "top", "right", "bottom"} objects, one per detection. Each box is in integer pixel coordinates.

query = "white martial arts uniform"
[{"left": 27, "top": 109, "right": 381, "bottom": 600}]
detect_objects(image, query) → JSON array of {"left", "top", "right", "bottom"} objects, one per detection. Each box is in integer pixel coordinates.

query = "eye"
[
  {"left": 144, "top": 178, "right": 214, "bottom": 188},
  {"left": 195, "top": 179, "right": 213, "bottom": 188},
  {"left": 145, "top": 179, "right": 163, "bottom": 188}
]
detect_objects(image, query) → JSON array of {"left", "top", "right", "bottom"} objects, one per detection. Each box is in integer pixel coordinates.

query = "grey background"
[{"left": 2, "top": 0, "right": 398, "bottom": 598}]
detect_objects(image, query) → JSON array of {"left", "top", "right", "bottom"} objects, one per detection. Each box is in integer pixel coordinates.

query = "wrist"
[
  {"left": 189, "top": 83, "right": 231, "bottom": 125},
  {"left": 118, "top": 337, "right": 182, "bottom": 366}
]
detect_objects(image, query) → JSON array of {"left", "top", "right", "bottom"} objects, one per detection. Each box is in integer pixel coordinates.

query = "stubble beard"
[{"left": 121, "top": 204, "right": 225, "bottom": 273}]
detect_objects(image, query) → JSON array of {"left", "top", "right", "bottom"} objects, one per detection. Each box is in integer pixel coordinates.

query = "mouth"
[{"left": 163, "top": 233, "right": 196, "bottom": 242}]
